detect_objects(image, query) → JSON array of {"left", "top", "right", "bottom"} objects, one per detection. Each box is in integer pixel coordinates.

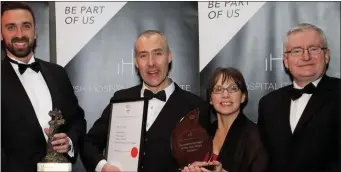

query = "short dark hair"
[
  {"left": 207, "top": 67, "right": 248, "bottom": 109},
  {"left": 1, "top": 1, "right": 36, "bottom": 25},
  {"left": 134, "top": 30, "right": 170, "bottom": 57}
]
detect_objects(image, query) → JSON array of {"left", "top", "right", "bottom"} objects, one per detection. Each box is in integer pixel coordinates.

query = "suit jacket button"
[{"left": 145, "top": 138, "right": 148, "bottom": 142}]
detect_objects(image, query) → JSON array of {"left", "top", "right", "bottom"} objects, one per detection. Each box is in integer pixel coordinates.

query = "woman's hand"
[
  {"left": 181, "top": 161, "right": 209, "bottom": 172},
  {"left": 181, "top": 161, "right": 228, "bottom": 172},
  {"left": 206, "top": 161, "right": 228, "bottom": 172}
]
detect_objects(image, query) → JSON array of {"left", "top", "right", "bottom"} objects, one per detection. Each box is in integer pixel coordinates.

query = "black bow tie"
[
  {"left": 290, "top": 83, "right": 316, "bottom": 101},
  {"left": 143, "top": 89, "right": 166, "bottom": 102},
  {"left": 7, "top": 57, "right": 40, "bottom": 74}
]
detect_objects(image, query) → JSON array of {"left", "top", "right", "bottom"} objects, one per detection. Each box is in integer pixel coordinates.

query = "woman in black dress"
[{"left": 182, "top": 67, "right": 268, "bottom": 172}]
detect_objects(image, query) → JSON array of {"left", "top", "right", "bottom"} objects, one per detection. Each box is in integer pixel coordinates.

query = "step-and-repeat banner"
[
  {"left": 54, "top": 2, "right": 200, "bottom": 131},
  {"left": 198, "top": 1, "right": 340, "bottom": 122},
  {"left": 54, "top": 1, "right": 341, "bottom": 126}
]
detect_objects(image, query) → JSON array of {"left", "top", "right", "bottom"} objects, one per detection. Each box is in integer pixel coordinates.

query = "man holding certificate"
[{"left": 81, "top": 30, "right": 210, "bottom": 172}]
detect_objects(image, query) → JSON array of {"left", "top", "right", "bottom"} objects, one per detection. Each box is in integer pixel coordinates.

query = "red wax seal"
[{"left": 131, "top": 147, "right": 138, "bottom": 158}]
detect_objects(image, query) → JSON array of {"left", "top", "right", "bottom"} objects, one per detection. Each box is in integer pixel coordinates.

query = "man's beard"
[{"left": 4, "top": 36, "right": 35, "bottom": 58}]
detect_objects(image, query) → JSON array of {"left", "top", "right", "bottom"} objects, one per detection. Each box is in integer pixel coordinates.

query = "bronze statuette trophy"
[
  {"left": 37, "top": 109, "right": 72, "bottom": 172},
  {"left": 171, "top": 108, "right": 215, "bottom": 170}
]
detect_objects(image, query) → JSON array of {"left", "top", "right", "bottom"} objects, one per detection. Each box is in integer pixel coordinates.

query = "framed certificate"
[{"left": 105, "top": 98, "right": 148, "bottom": 171}]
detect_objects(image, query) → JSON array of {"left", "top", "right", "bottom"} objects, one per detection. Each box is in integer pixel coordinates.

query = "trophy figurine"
[{"left": 37, "top": 109, "right": 72, "bottom": 172}]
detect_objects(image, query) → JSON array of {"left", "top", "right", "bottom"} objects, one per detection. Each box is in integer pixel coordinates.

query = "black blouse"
[{"left": 207, "top": 113, "right": 269, "bottom": 172}]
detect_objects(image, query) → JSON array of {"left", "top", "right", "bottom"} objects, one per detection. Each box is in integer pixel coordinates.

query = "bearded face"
[{"left": 1, "top": 9, "right": 36, "bottom": 59}]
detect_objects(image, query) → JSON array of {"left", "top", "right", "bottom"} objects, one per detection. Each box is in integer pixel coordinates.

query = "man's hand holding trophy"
[{"left": 37, "top": 109, "right": 72, "bottom": 172}]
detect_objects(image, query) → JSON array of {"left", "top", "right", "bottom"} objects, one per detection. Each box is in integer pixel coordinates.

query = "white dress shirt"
[
  {"left": 8, "top": 55, "right": 74, "bottom": 157},
  {"left": 140, "top": 79, "right": 175, "bottom": 131},
  {"left": 95, "top": 78, "right": 175, "bottom": 172},
  {"left": 289, "top": 77, "right": 322, "bottom": 132}
]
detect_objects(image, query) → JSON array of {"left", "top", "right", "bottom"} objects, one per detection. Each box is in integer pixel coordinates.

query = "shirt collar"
[
  {"left": 8, "top": 55, "right": 35, "bottom": 64},
  {"left": 140, "top": 77, "right": 175, "bottom": 102},
  {"left": 293, "top": 76, "right": 322, "bottom": 89}
]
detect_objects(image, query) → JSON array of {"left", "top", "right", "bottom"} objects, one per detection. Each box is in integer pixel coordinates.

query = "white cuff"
[
  {"left": 67, "top": 137, "right": 74, "bottom": 157},
  {"left": 95, "top": 159, "right": 108, "bottom": 172}
]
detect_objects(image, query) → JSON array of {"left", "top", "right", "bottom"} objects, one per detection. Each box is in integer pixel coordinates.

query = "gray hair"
[
  {"left": 134, "top": 30, "right": 170, "bottom": 57},
  {"left": 283, "top": 23, "right": 328, "bottom": 52}
]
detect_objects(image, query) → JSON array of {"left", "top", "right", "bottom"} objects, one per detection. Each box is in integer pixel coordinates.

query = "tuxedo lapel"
[
  {"left": 2, "top": 58, "right": 45, "bottom": 141},
  {"left": 38, "top": 60, "right": 61, "bottom": 110},
  {"left": 148, "top": 84, "right": 189, "bottom": 131},
  {"left": 293, "top": 75, "right": 331, "bottom": 136},
  {"left": 278, "top": 87, "right": 293, "bottom": 138},
  {"left": 160, "top": 86, "right": 185, "bottom": 115},
  {"left": 130, "top": 85, "right": 143, "bottom": 99}
]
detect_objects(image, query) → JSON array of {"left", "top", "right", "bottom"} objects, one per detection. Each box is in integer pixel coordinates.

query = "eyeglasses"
[
  {"left": 285, "top": 46, "right": 327, "bottom": 57},
  {"left": 212, "top": 85, "right": 240, "bottom": 94}
]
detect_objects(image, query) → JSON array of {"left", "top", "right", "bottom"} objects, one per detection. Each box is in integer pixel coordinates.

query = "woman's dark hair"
[{"left": 206, "top": 67, "right": 248, "bottom": 110}]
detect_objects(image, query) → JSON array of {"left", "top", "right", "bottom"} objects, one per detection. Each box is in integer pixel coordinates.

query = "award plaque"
[
  {"left": 171, "top": 108, "right": 213, "bottom": 168},
  {"left": 37, "top": 109, "right": 72, "bottom": 172},
  {"left": 105, "top": 98, "right": 148, "bottom": 171}
]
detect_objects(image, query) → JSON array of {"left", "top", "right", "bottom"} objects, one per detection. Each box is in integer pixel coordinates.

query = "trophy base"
[{"left": 37, "top": 163, "right": 72, "bottom": 172}]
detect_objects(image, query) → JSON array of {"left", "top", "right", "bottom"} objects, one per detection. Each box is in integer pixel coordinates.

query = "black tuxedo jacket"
[
  {"left": 1, "top": 57, "right": 86, "bottom": 172},
  {"left": 258, "top": 75, "right": 340, "bottom": 172},
  {"left": 207, "top": 113, "right": 268, "bottom": 172},
  {"left": 81, "top": 83, "right": 210, "bottom": 172}
]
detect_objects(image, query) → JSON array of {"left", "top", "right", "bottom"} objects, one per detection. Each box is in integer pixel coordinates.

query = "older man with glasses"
[{"left": 258, "top": 23, "right": 340, "bottom": 172}]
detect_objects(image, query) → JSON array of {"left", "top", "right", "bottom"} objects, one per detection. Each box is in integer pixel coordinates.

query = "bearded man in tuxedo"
[{"left": 1, "top": 2, "right": 86, "bottom": 172}]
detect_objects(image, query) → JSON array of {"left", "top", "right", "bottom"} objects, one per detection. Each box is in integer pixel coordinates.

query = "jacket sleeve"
[{"left": 80, "top": 103, "right": 111, "bottom": 171}]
